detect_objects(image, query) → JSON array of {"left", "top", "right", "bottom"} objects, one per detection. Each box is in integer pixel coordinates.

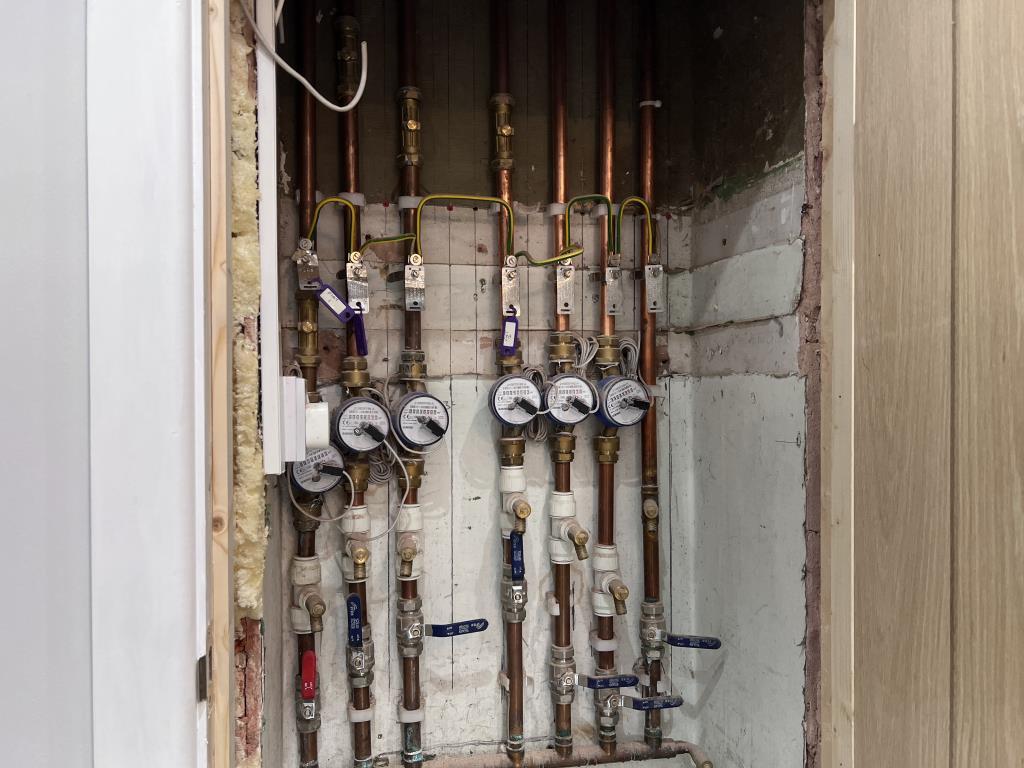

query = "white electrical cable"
[
  {"left": 365, "top": 440, "right": 411, "bottom": 542},
  {"left": 523, "top": 366, "right": 549, "bottom": 443},
  {"left": 619, "top": 334, "right": 640, "bottom": 379},
  {"left": 571, "top": 332, "right": 599, "bottom": 374},
  {"left": 274, "top": 0, "right": 287, "bottom": 24},
  {"left": 287, "top": 466, "right": 357, "bottom": 524},
  {"left": 240, "top": 1, "right": 369, "bottom": 114}
]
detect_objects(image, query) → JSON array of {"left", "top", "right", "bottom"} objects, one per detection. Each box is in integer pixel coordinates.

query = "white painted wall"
[
  {"left": 0, "top": 2, "right": 207, "bottom": 766},
  {"left": 274, "top": 160, "right": 807, "bottom": 768},
  {"left": 0, "top": 4, "right": 92, "bottom": 764}
]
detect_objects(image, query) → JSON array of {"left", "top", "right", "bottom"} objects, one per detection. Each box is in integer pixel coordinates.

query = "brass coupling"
[
  {"left": 396, "top": 86, "right": 423, "bottom": 167},
  {"left": 500, "top": 435, "right": 526, "bottom": 467},
  {"left": 489, "top": 92, "right": 515, "bottom": 171},
  {"left": 296, "top": 294, "right": 320, "bottom": 368},
  {"left": 335, "top": 15, "right": 361, "bottom": 99},
  {"left": 496, "top": 344, "right": 523, "bottom": 376},
  {"left": 341, "top": 356, "right": 370, "bottom": 390},
  {"left": 547, "top": 332, "right": 575, "bottom": 371},
  {"left": 399, "top": 457, "right": 425, "bottom": 490},
  {"left": 642, "top": 496, "right": 660, "bottom": 537},
  {"left": 347, "top": 457, "right": 370, "bottom": 494},
  {"left": 594, "top": 433, "right": 620, "bottom": 464},
  {"left": 594, "top": 334, "right": 621, "bottom": 371},
  {"left": 400, "top": 349, "right": 428, "bottom": 383},
  {"left": 549, "top": 430, "right": 576, "bottom": 464}
]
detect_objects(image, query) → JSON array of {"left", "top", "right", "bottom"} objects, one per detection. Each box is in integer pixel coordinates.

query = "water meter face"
[
  {"left": 544, "top": 374, "right": 596, "bottom": 427},
  {"left": 332, "top": 397, "right": 391, "bottom": 453},
  {"left": 392, "top": 392, "right": 449, "bottom": 448},
  {"left": 290, "top": 445, "right": 345, "bottom": 494},
  {"left": 488, "top": 374, "right": 542, "bottom": 427},
  {"left": 598, "top": 376, "right": 651, "bottom": 428}
]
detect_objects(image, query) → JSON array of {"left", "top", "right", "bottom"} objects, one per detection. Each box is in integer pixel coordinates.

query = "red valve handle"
[{"left": 301, "top": 649, "right": 317, "bottom": 700}]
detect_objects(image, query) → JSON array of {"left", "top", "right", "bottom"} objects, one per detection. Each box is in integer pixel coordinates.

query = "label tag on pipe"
[
  {"left": 317, "top": 284, "right": 355, "bottom": 323},
  {"left": 509, "top": 531, "right": 525, "bottom": 581},
  {"left": 500, "top": 315, "right": 519, "bottom": 356},
  {"left": 346, "top": 594, "right": 364, "bottom": 648},
  {"left": 352, "top": 314, "right": 369, "bottom": 356}
]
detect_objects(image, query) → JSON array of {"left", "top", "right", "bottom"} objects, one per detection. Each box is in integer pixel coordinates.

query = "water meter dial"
[
  {"left": 290, "top": 445, "right": 346, "bottom": 494},
  {"left": 331, "top": 396, "right": 391, "bottom": 453},
  {"left": 391, "top": 392, "right": 449, "bottom": 449},
  {"left": 488, "top": 374, "right": 542, "bottom": 427},
  {"left": 544, "top": 374, "right": 597, "bottom": 427},
  {"left": 596, "top": 376, "right": 651, "bottom": 428}
]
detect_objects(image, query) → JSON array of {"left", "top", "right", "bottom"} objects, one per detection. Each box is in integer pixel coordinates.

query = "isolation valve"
[
  {"left": 296, "top": 649, "right": 321, "bottom": 728},
  {"left": 345, "top": 594, "right": 376, "bottom": 688},
  {"left": 397, "top": 595, "right": 489, "bottom": 657},
  {"left": 578, "top": 673, "right": 683, "bottom": 712},
  {"left": 639, "top": 601, "right": 722, "bottom": 659},
  {"left": 595, "top": 375, "right": 651, "bottom": 428}
]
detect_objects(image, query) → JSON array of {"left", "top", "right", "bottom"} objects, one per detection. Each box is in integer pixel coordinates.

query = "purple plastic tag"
[
  {"left": 352, "top": 314, "right": 369, "bottom": 356},
  {"left": 317, "top": 284, "right": 355, "bottom": 323},
  {"left": 500, "top": 315, "right": 519, "bottom": 355}
]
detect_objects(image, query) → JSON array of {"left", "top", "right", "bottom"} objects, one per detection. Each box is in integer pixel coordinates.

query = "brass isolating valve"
[
  {"left": 610, "top": 580, "right": 630, "bottom": 616},
  {"left": 510, "top": 497, "right": 532, "bottom": 533},
  {"left": 398, "top": 533, "right": 419, "bottom": 578},
  {"left": 560, "top": 520, "right": 589, "bottom": 560},
  {"left": 304, "top": 592, "right": 327, "bottom": 633},
  {"left": 349, "top": 543, "right": 370, "bottom": 582}
]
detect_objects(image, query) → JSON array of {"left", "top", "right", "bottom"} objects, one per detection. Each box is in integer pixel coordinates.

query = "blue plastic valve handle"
[
  {"left": 665, "top": 633, "right": 722, "bottom": 650},
  {"left": 509, "top": 532, "right": 525, "bottom": 581},
  {"left": 578, "top": 673, "right": 640, "bottom": 690},
  {"left": 622, "top": 695, "right": 684, "bottom": 711},
  {"left": 424, "top": 619, "right": 489, "bottom": 638},
  {"left": 346, "top": 594, "right": 363, "bottom": 648}
]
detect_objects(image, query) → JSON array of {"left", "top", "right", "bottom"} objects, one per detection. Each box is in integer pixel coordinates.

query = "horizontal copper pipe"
[{"left": 420, "top": 740, "right": 713, "bottom": 768}]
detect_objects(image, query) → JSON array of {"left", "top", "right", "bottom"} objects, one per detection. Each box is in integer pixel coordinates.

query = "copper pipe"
[
  {"left": 297, "top": 0, "right": 319, "bottom": 396},
  {"left": 597, "top": 0, "right": 615, "bottom": 336},
  {"left": 550, "top": 0, "right": 569, "bottom": 332},
  {"left": 295, "top": 0, "right": 320, "bottom": 706},
  {"left": 417, "top": 741, "right": 713, "bottom": 768},
  {"left": 553, "top": 560, "right": 573, "bottom": 756},
  {"left": 338, "top": 2, "right": 362, "bottom": 360},
  {"left": 637, "top": 4, "right": 663, "bottom": 748}
]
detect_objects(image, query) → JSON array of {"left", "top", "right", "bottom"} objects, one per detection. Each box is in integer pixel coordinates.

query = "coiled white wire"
[
  {"left": 522, "top": 366, "right": 549, "bottom": 442},
  {"left": 619, "top": 334, "right": 641, "bottom": 379}
]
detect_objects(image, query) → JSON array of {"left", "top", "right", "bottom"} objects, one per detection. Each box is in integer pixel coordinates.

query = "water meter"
[
  {"left": 331, "top": 396, "right": 391, "bottom": 453},
  {"left": 391, "top": 392, "right": 449, "bottom": 449},
  {"left": 595, "top": 376, "right": 651, "bottom": 428},
  {"left": 543, "top": 373, "right": 596, "bottom": 427},
  {"left": 290, "top": 445, "right": 346, "bottom": 494},
  {"left": 488, "top": 374, "right": 542, "bottom": 427}
]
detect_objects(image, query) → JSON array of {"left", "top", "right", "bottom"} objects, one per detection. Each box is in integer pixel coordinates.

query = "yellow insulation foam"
[{"left": 230, "top": 0, "right": 267, "bottom": 620}]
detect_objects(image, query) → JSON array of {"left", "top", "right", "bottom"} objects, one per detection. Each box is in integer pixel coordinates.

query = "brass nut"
[
  {"left": 351, "top": 546, "right": 370, "bottom": 565},
  {"left": 400, "top": 547, "right": 416, "bottom": 563},
  {"left": 500, "top": 437, "right": 526, "bottom": 466},
  {"left": 300, "top": 320, "right": 316, "bottom": 334},
  {"left": 549, "top": 431, "right": 576, "bottom": 463},
  {"left": 593, "top": 434, "right": 620, "bottom": 464},
  {"left": 594, "top": 335, "right": 621, "bottom": 367},
  {"left": 347, "top": 460, "right": 370, "bottom": 493},
  {"left": 399, "top": 458, "right": 425, "bottom": 490},
  {"left": 512, "top": 499, "right": 532, "bottom": 520}
]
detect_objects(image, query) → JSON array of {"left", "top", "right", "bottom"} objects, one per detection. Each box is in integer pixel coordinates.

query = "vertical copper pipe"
[
  {"left": 637, "top": 3, "right": 662, "bottom": 748},
  {"left": 399, "top": 0, "right": 421, "bottom": 352},
  {"left": 297, "top": 4, "right": 320, "bottom": 765},
  {"left": 550, "top": 0, "right": 569, "bottom": 333},
  {"left": 596, "top": 462, "right": 616, "bottom": 672},
  {"left": 597, "top": 0, "right": 615, "bottom": 336},
  {"left": 339, "top": 1, "right": 361, "bottom": 360},
  {"left": 297, "top": 1, "right": 319, "bottom": 394}
]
